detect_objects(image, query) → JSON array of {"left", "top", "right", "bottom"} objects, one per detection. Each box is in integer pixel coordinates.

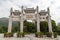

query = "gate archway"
[{"left": 8, "top": 6, "right": 53, "bottom": 34}]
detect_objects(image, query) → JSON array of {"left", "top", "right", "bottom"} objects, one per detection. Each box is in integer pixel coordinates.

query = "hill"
[{"left": 0, "top": 17, "right": 19, "bottom": 27}]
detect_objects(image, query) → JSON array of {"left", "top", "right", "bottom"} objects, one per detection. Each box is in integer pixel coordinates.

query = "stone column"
[
  {"left": 20, "top": 19, "right": 23, "bottom": 32},
  {"left": 47, "top": 7, "right": 52, "bottom": 32},
  {"left": 8, "top": 16, "right": 12, "bottom": 32},
  {"left": 20, "top": 6, "right": 24, "bottom": 32},
  {"left": 36, "top": 6, "right": 40, "bottom": 32},
  {"left": 47, "top": 7, "right": 53, "bottom": 38},
  {"left": 8, "top": 8, "right": 13, "bottom": 32}
]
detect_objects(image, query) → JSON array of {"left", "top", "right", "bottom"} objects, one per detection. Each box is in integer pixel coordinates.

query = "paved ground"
[
  {"left": 0, "top": 33, "right": 58, "bottom": 40},
  {"left": 0, "top": 37, "right": 57, "bottom": 40},
  {"left": 25, "top": 34, "right": 57, "bottom": 40}
]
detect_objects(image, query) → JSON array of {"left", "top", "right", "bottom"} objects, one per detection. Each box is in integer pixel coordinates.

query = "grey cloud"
[
  {"left": 0, "top": 0, "right": 59, "bottom": 24},
  {"left": 50, "top": 1, "right": 55, "bottom": 4},
  {"left": 57, "top": 6, "right": 60, "bottom": 10}
]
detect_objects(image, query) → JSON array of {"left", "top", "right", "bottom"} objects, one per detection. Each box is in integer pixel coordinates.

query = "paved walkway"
[
  {"left": 25, "top": 34, "right": 57, "bottom": 40},
  {"left": 0, "top": 33, "right": 58, "bottom": 40}
]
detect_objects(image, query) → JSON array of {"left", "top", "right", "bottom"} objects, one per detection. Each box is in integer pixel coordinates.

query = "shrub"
[
  {"left": 24, "top": 32, "right": 30, "bottom": 34},
  {"left": 35, "top": 32, "right": 44, "bottom": 38},
  {"left": 4, "top": 32, "right": 13, "bottom": 37},
  {"left": 17, "top": 32, "right": 25, "bottom": 37},
  {"left": 53, "top": 32, "right": 57, "bottom": 38},
  {"left": 46, "top": 32, "right": 52, "bottom": 38}
]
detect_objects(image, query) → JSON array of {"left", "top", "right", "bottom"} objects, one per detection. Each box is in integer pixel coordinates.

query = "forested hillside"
[{"left": 0, "top": 17, "right": 19, "bottom": 27}]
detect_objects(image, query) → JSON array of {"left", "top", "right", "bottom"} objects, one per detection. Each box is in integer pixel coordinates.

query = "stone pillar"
[
  {"left": 8, "top": 16, "right": 12, "bottom": 32},
  {"left": 8, "top": 8, "right": 13, "bottom": 32},
  {"left": 36, "top": 6, "right": 40, "bottom": 32},
  {"left": 47, "top": 7, "right": 53, "bottom": 38},
  {"left": 20, "top": 19, "right": 23, "bottom": 32},
  {"left": 10, "top": 8, "right": 13, "bottom": 15},
  {"left": 20, "top": 6, "right": 24, "bottom": 32},
  {"left": 47, "top": 7, "right": 52, "bottom": 33}
]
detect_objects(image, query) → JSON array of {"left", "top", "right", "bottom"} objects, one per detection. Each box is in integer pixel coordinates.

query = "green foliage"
[
  {"left": 56, "top": 27, "right": 60, "bottom": 35},
  {"left": 4, "top": 32, "right": 13, "bottom": 37},
  {"left": 0, "top": 26, "right": 7, "bottom": 33},
  {"left": 35, "top": 32, "right": 44, "bottom": 37},
  {"left": 40, "top": 21, "right": 48, "bottom": 33},
  {"left": 46, "top": 32, "right": 52, "bottom": 37},
  {"left": 53, "top": 32, "right": 57, "bottom": 38},
  {"left": 17, "top": 32, "right": 25, "bottom": 37},
  {"left": 57, "top": 23, "right": 60, "bottom": 27},
  {"left": 24, "top": 32, "right": 31, "bottom": 34},
  {"left": 12, "top": 21, "right": 20, "bottom": 32},
  {"left": 24, "top": 20, "right": 36, "bottom": 33},
  {"left": 51, "top": 20, "right": 57, "bottom": 32}
]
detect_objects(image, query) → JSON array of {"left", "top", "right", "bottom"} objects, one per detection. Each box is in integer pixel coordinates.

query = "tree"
[
  {"left": 24, "top": 20, "right": 36, "bottom": 33},
  {"left": 51, "top": 20, "right": 57, "bottom": 32},
  {"left": 57, "top": 23, "right": 60, "bottom": 27},
  {"left": 12, "top": 21, "right": 20, "bottom": 33},
  {"left": 40, "top": 20, "right": 57, "bottom": 33},
  {"left": 0, "top": 26, "right": 7, "bottom": 33},
  {"left": 40, "top": 21, "right": 48, "bottom": 33}
]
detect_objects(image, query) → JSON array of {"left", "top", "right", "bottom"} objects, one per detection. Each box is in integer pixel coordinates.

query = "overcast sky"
[{"left": 0, "top": 0, "right": 60, "bottom": 24}]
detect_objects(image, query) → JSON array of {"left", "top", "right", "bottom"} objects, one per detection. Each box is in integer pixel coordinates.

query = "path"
[{"left": 0, "top": 33, "right": 58, "bottom": 40}]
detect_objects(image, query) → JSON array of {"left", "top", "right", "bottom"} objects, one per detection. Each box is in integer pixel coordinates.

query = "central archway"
[{"left": 23, "top": 20, "right": 37, "bottom": 33}]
